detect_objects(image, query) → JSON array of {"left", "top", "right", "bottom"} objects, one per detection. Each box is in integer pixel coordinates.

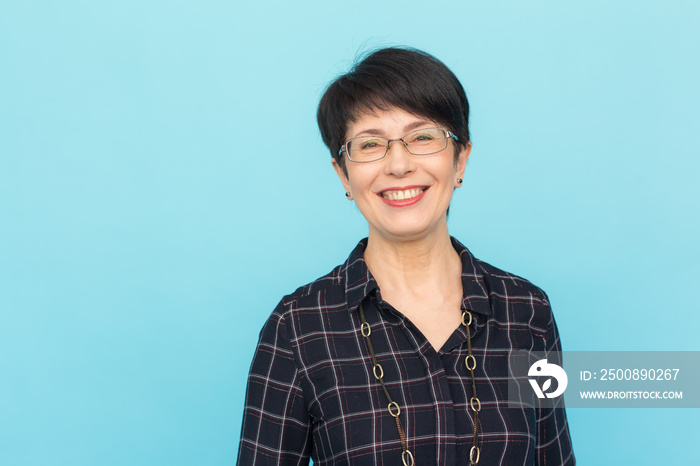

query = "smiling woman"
[{"left": 236, "top": 47, "right": 575, "bottom": 465}]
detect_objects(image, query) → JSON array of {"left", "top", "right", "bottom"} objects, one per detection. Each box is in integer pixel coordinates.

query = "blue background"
[{"left": 1, "top": 1, "right": 698, "bottom": 464}]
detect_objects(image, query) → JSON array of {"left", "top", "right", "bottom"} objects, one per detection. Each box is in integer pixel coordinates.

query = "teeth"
[{"left": 382, "top": 187, "right": 425, "bottom": 201}]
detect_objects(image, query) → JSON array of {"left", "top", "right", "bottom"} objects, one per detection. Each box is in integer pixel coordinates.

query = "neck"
[{"left": 363, "top": 221, "right": 461, "bottom": 299}]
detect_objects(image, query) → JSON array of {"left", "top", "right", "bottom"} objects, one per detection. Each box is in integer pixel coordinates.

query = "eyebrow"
[
  {"left": 403, "top": 120, "right": 432, "bottom": 132},
  {"left": 354, "top": 120, "right": 433, "bottom": 137}
]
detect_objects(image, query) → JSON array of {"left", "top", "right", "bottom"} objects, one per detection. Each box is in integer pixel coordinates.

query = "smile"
[{"left": 380, "top": 187, "right": 428, "bottom": 201}]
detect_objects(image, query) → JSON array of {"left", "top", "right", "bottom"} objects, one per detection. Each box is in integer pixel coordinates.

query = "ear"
[
  {"left": 331, "top": 158, "right": 352, "bottom": 199},
  {"left": 455, "top": 142, "right": 471, "bottom": 186}
]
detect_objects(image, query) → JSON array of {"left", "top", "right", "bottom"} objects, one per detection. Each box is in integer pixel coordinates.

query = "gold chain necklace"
[{"left": 358, "top": 303, "right": 481, "bottom": 465}]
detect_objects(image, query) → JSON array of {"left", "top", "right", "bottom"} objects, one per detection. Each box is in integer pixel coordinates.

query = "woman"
[{"left": 237, "top": 47, "right": 575, "bottom": 465}]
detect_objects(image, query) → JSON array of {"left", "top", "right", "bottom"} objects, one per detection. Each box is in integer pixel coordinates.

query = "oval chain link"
[
  {"left": 470, "top": 445, "right": 481, "bottom": 464},
  {"left": 388, "top": 401, "right": 401, "bottom": 417},
  {"left": 373, "top": 363, "right": 384, "bottom": 380}
]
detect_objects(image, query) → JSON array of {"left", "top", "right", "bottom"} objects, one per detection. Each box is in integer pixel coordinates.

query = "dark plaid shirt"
[{"left": 237, "top": 237, "right": 575, "bottom": 465}]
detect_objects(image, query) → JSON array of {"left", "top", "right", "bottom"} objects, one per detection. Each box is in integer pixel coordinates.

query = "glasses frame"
[{"left": 338, "top": 127, "right": 459, "bottom": 163}]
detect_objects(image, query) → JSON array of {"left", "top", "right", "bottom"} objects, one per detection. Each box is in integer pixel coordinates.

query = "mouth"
[{"left": 379, "top": 186, "right": 429, "bottom": 201}]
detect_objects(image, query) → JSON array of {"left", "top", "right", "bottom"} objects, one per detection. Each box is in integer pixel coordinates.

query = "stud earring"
[
  {"left": 345, "top": 192, "right": 351, "bottom": 198},
  {"left": 457, "top": 178, "right": 463, "bottom": 184}
]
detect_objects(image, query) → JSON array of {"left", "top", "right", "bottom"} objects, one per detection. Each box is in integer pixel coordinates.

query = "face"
[{"left": 332, "top": 107, "right": 470, "bottom": 243}]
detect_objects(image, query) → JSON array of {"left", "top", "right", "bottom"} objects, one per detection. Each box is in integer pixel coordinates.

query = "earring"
[
  {"left": 457, "top": 178, "right": 463, "bottom": 184},
  {"left": 345, "top": 192, "right": 351, "bottom": 198}
]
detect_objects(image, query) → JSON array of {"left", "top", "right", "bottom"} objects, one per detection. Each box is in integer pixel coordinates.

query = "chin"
[{"left": 374, "top": 221, "right": 439, "bottom": 242}]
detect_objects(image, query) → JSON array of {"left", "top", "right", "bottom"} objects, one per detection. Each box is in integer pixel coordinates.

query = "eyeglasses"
[{"left": 339, "top": 127, "right": 459, "bottom": 163}]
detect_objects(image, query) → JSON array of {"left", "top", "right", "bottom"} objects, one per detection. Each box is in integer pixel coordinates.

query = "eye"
[
  {"left": 407, "top": 131, "right": 437, "bottom": 144},
  {"left": 358, "top": 138, "right": 385, "bottom": 151}
]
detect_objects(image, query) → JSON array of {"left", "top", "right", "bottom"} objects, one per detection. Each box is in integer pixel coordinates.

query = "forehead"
[{"left": 346, "top": 107, "right": 436, "bottom": 139}]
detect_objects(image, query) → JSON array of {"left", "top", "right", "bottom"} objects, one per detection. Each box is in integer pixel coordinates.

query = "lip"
[{"left": 377, "top": 185, "right": 429, "bottom": 207}]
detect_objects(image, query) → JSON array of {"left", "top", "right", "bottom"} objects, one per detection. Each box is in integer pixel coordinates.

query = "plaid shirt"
[{"left": 237, "top": 237, "right": 575, "bottom": 465}]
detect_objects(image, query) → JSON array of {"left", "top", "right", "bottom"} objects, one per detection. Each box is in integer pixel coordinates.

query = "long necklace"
[{"left": 358, "top": 303, "right": 481, "bottom": 465}]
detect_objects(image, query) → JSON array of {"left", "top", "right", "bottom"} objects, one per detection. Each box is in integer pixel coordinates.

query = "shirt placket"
[{"left": 383, "top": 304, "right": 465, "bottom": 466}]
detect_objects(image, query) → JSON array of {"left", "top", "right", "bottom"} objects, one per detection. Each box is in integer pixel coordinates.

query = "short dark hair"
[{"left": 317, "top": 47, "right": 470, "bottom": 173}]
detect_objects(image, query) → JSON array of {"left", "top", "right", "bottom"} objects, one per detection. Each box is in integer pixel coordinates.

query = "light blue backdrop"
[{"left": 1, "top": 1, "right": 698, "bottom": 464}]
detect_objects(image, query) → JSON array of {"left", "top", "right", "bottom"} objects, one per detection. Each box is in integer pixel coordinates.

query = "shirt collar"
[
  {"left": 343, "top": 238, "right": 380, "bottom": 314},
  {"left": 343, "top": 237, "right": 493, "bottom": 317},
  {"left": 450, "top": 236, "right": 493, "bottom": 317}
]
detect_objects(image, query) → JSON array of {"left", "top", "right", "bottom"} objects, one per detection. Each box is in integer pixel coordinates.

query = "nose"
[{"left": 384, "top": 138, "right": 415, "bottom": 177}]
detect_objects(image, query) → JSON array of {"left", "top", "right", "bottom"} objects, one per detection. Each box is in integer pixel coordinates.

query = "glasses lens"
[
  {"left": 404, "top": 128, "right": 447, "bottom": 155},
  {"left": 347, "top": 137, "right": 388, "bottom": 162}
]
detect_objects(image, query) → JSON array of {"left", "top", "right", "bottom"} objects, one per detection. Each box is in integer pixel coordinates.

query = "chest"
[
  {"left": 292, "top": 302, "right": 545, "bottom": 465},
  {"left": 399, "top": 303, "right": 463, "bottom": 352},
  {"left": 380, "top": 290, "right": 464, "bottom": 353}
]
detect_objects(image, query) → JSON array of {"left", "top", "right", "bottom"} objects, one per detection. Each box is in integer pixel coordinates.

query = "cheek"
[
  {"left": 432, "top": 160, "right": 458, "bottom": 181},
  {"left": 346, "top": 167, "right": 375, "bottom": 190}
]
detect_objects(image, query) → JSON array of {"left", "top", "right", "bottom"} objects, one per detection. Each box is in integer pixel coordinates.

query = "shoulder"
[
  {"left": 476, "top": 258, "right": 551, "bottom": 307},
  {"left": 451, "top": 235, "right": 550, "bottom": 309},
  {"left": 267, "top": 239, "right": 369, "bottom": 325},
  {"left": 254, "top": 260, "right": 363, "bottom": 380},
  {"left": 260, "top": 261, "right": 354, "bottom": 348},
  {"left": 273, "top": 262, "right": 347, "bottom": 317},
  {"left": 469, "top": 254, "right": 556, "bottom": 339}
]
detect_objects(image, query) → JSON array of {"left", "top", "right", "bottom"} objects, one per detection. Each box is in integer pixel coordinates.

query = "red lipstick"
[{"left": 377, "top": 186, "right": 429, "bottom": 207}]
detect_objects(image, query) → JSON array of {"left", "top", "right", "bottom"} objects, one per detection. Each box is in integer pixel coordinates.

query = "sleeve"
[
  {"left": 536, "top": 297, "right": 576, "bottom": 465},
  {"left": 236, "top": 302, "right": 312, "bottom": 465}
]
